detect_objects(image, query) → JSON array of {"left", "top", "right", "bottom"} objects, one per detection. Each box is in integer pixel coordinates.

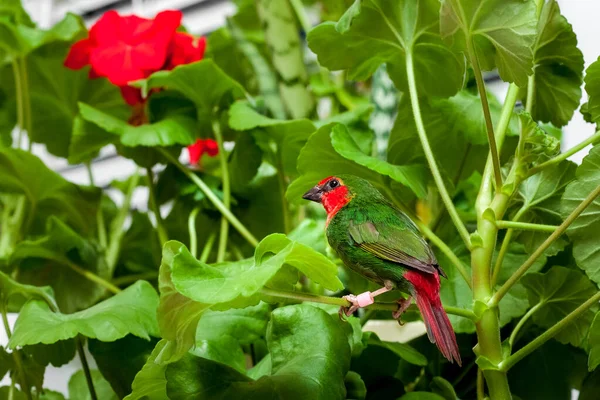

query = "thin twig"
[{"left": 76, "top": 336, "right": 97, "bottom": 400}]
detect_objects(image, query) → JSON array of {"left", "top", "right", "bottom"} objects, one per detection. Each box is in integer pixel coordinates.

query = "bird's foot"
[
  {"left": 392, "top": 296, "right": 413, "bottom": 325},
  {"left": 338, "top": 292, "right": 375, "bottom": 320}
]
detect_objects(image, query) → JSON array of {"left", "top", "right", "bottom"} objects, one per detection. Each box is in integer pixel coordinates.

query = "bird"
[{"left": 302, "top": 174, "right": 461, "bottom": 365}]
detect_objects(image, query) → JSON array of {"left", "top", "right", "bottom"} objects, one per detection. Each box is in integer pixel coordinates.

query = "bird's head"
[{"left": 302, "top": 175, "right": 358, "bottom": 222}]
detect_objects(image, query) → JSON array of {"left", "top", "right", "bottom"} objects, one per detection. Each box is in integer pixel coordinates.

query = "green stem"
[
  {"left": 188, "top": 207, "right": 201, "bottom": 258},
  {"left": 112, "top": 271, "right": 158, "bottom": 286},
  {"left": 213, "top": 120, "right": 230, "bottom": 263},
  {"left": 19, "top": 58, "right": 31, "bottom": 141},
  {"left": 276, "top": 152, "right": 291, "bottom": 234},
  {"left": 11, "top": 60, "right": 25, "bottom": 148},
  {"left": 258, "top": 287, "right": 477, "bottom": 319},
  {"left": 146, "top": 168, "right": 168, "bottom": 245},
  {"left": 106, "top": 170, "right": 140, "bottom": 271},
  {"left": 496, "top": 220, "right": 557, "bottom": 232},
  {"left": 477, "top": 369, "right": 485, "bottom": 400},
  {"left": 288, "top": 0, "right": 311, "bottom": 33},
  {"left": 405, "top": 50, "right": 471, "bottom": 250},
  {"left": 508, "top": 302, "right": 541, "bottom": 348},
  {"left": 501, "top": 290, "right": 600, "bottom": 371},
  {"left": 525, "top": 76, "right": 535, "bottom": 114},
  {"left": 200, "top": 231, "right": 217, "bottom": 263},
  {"left": 491, "top": 184, "right": 600, "bottom": 306},
  {"left": 64, "top": 258, "right": 121, "bottom": 294},
  {"left": 76, "top": 337, "right": 97, "bottom": 400},
  {"left": 86, "top": 163, "right": 107, "bottom": 248},
  {"left": 467, "top": 39, "right": 502, "bottom": 190},
  {"left": 496, "top": 84, "right": 520, "bottom": 153},
  {"left": 159, "top": 148, "right": 259, "bottom": 247},
  {"left": 491, "top": 207, "right": 527, "bottom": 287},
  {"left": 528, "top": 130, "right": 600, "bottom": 177},
  {"left": 0, "top": 301, "right": 32, "bottom": 400}
]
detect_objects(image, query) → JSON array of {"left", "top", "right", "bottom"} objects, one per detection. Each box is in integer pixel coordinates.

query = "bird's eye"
[{"left": 329, "top": 179, "right": 339, "bottom": 188}]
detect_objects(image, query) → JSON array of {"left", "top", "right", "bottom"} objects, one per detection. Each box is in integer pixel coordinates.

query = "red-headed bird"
[{"left": 303, "top": 175, "right": 461, "bottom": 365}]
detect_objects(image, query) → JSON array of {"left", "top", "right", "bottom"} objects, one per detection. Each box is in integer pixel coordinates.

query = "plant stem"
[
  {"left": 491, "top": 207, "right": 527, "bottom": 286},
  {"left": 467, "top": 39, "right": 502, "bottom": 189},
  {"left": 491, "top": 184, "right": 600, "bottom": 306},
  {"left": 0, "top": 301, "right": 32, "bottom": 400},
  {"left": 508, "top": 302, "right": 541, "bottom": 348},
  {"left": 288, "top": 0, "right": 311, "bottom": 33},
  {"left": 188, "top": 207, "right": 201, "bottom": 258},
  {"left": 276, "top": 153, "right": 291, "bottom": 234},
  {"left": 501, "top": 290, "right": 600, "bottom": 371},
  {"left": 213, "top": 120, "right": 231, "bottom": 263},
  {"left": 11, "top": 60, "right": 25, "bottom": 148},
  {"left": 417, "top": 221, "right": 472, "bottom": 288},
  {"left": 86, "top": 163, "right": 107, "bottom": 248},
  {"left": 527, "top": 130, "right": 600, "bottom": 177},
  {"left": 495, "top": 220, "right": 557, "bottom": 232},
  {"left": 496, "top": 84, "right": 520, "bottom": 152},
  {"left": 405, "top": 51, "right": 471, "bottom": 250},
  {"left": 76, "top": 336, "right": 97, "bottom": 400},
  {"left": 258, "top": 287, "right": 477, "bottom": 319},
  {"left": 200, "top": 231, "right": 217, "bottom": 263},
  {"left": 19, "top": 58, "right": 32, "bottom": 142},
  {"left": 106, "top": 170, "right": 140, "bottom": 272},
  {"left": 159, "top": 148, "right": 259, "bottom": 247},
  {"left": 477, "top": 368, "right": 485, "bottom": 400},
  {"left": 64, "top": 258, "right": 121, "bottom": 294},
  {"left": 146, "top": 168, "right": 168, "bottom": 245},
  {"left": 112, "top": 271, "right": 158, "bottom": 286}
]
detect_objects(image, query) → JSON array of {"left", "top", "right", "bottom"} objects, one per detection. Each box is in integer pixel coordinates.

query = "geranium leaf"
[
  {"left": 287, "top": 124, "right": 427, "bottom": 205},
  {"left": 520, "top": 1, "right": 584, "bottom": 127},
  {"left": 0, "top": 270, "right": 54, "bottom": 309},
  {"left": 171, "top": 233, "right": 343, "bottom": 304},
  {"left": 0, "top": 149, "right": 100, "bottom": 235},
  {"left": 195, "top": 302, "right": 270, "bottom": 344},
  {"left": 331, "top": 124, "right": 428, "bottom": 198},
  {"left": 511, "top": 161, "right": 576, "bottom": 256},
  {"left": 89, "top": 335, "right": 159, "bottom": 399},
  {"left": 78, "top": 103, "right": 196, "bottom": 147},
  {"left": 123, "top": 340, "right": 169, "bottom": 400},
  {"left": 344, "top": 371, "right": 367, "bottom": 400},
  {"left": 399, "top": 393, "right": 446, "bottom": 400},
  {"left": 23, "top": 340, "right": 76, "bottom": 368},
  {"left": 308, "top": 0, "right": 465, "bottom": 97},
  {"left": 440, "top": 0, "right": 537, "bottom": 86},
  {"left": 588, "top": 312, "right": 600, "bottom": 371},
  {"left": 522, "top": 266, "right": 598, "bottom": 347},
  {"left": 165, "top": 305, "right": 351, "bottom": 400},
  {"left": 8, "top": 281, "right": 159, "bottom": 348},
  {"left": 0, "top": 346, "right": 13, "bottom": 380},
  {"left": 562, "top": 144, "right": 600, "bottom": 285},
  {"left": 68, "top": 369, "right": 118, "bottom": 400},
  {"left": 10, "top": 217, "right": 108, "bottom": 313},
  {"left": 584, "top": 57, "right": 600, "bottom": 124},
  {"left": 134, "top": 60, "right": 245, "bottom": 119}
]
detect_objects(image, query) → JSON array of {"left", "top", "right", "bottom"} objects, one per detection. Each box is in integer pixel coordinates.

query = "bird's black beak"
[{"left": 302, "top": 185, "right": 323, "bottom": 203}]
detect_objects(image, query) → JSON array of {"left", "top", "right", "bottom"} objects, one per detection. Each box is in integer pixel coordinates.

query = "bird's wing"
[{"left": 348, "top": 209, "right": 444, "bottom": 277}]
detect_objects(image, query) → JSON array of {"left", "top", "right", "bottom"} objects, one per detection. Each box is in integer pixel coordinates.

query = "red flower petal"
[
  {"left": 64, "top": 38, "right": 92, "bottom": 70},
  {"left": 89, "top": 10, "right": 121, "bottom": 46},
  {"left": 187, "top": 139, "right": 219, "bottom": 165},
  {"left": 204, "top": 139, "right": 219, "bottom": 157},
  {"left": 120, "top": 85, "right": 144, "bottom": 106},
  {"left": 90, "top": 43, "right": 148, "bottom": 85},
  {"left": 165, "top": 33, "right": 207, "bottom": 70}
]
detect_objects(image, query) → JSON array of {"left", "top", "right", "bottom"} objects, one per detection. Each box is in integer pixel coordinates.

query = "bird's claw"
[
  {"left": 392, "top": 296, "right": 413, "bottom": 325},
  {"left": 338, "top": 294, "right": 360, "bottom": 320}
]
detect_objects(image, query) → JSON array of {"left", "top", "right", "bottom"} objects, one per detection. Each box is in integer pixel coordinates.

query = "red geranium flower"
[
  {"left": 164, "top": 33, "right": 207, "bottom": 70},
  {"left": 65, "top": 10, "right": 182, "bottom": 86},
  {"left": 187, "top": 139, "right": 218, "bottom": 165}
]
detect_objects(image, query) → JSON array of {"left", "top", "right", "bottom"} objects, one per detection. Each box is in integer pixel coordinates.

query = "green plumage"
[{"left": 326, "top": 175, "right": 442, "bottom": 292}]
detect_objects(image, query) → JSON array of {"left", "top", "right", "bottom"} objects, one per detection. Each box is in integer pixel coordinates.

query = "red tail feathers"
[{"left": 404, "top": 270, "right": 462, "bottom": 366}]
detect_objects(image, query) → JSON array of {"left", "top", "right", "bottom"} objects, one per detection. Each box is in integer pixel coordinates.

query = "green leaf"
[
  {"left": 588, "top": 312, "right": 600, "bottom": 371},
  {"left": 123, "top": 340, "right": 169, "bottom": 400},
  {"left": 399, "top": 393, "right": 446, "bottom": 400},
  {"left": 583, "top": 57, "right": 600, "bottom": 124},
  {"left": 0, "top": 270, "right": 54, "bottom": 309},
  {"left": 512, "top": 161, "right": 576, "bottom": 255},
  {"left": 156, "top": 241, "right": 210, "bottom": 363},
  {"left": 344, "top": 371, "right": 366, "bottom": 400},
  {"left": 165, "top": 305, "right": 351, "bottom": 400},
  {"left": 192, "top": 336, "right": 247, "bottom": 373},
  {"left": 8, "top": 281, "right": 159, "bottom": 348},
  {"left": 517, "top": 112, "right": 561, "bottom": 168},
  {"left": 78, "top": 103, "right": 196, "bottom": 147},
  {"left": 522, "top": 266, "right": 598, "bottom": 347},
  {"left": 68, "top": 369, "right": 118, "bottom": 400},
  {"left": 440, "top": 0, "right": 537, "bottom": 86},
  {"left": 520, "top": 1, "right": 584, "bottom": 127},
  {"left": 0, "top": 149, "right": 100, "bottom": 235},
  {"left": 23, "top": 340, "right": 76, "bottom": 368},
  {"left": 431, "top": 376, "right": 458, "bottom": 400},
  {"left": 308, "top": 0, "right": 465, "bottom": 97},
  {"left": 135, "top": 60, "right": 245, "bottom": 120},
  {"left": 388, "top": 91, "right": 512, "bottom": 190},
  {"left": 331, "top": 124, "right": 428, "bottom": 198},
  {"left": 562, "top": 144, "right": 600, "bottom": 285},
  {"left": 10, "top": 217, "right": 107, "bottom": 313},
  {"left": 195, "top": 301, "right": 270, "bottom": 344},
  {"left": 88, "top": 335, "right": 159, "bottom": 399},
  {"left": 365, "top": 333, "right": 428, "bottom": 366},
  {"left": 116, "top": 211, "right": 161, "bottom": 274},
  {"left": 228, "top": 132, "right": 262, "bottom": 191},
  {"left": 580, "top": 369, "right": 600, "bottom": 400},
  {"left": 0, "top": 346, "right": 13, "bottom": 380}
]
